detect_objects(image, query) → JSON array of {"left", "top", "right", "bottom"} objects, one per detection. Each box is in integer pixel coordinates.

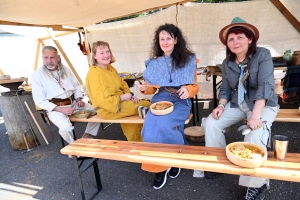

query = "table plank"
[{"left": 61, "top": 138, "right": 300, "bottom": 182}]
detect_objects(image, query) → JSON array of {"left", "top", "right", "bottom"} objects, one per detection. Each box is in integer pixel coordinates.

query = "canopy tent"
[
  {"left": 0, "top": 0, "right": 192, "bottom": 85},
  {"left": 0, "top": 0, "right": 299, "bottom": 96},
  {"left": 0, "top": 0, "right": 191, "bottom": 28},
  {"left": 87, "top": 0, "right": 300, "bottom": 73}
]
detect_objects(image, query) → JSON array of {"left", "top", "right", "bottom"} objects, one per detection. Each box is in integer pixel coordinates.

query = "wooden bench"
[
  {"left": 61, "top": 138, "right": 300, "bottom": 200},
  {"left": 242, "top": 109, "right": 300, "bottom": 123},
  {"left": 64, "top": 113, "right": 193, "bottom": 147},
  {"left": 69, "top": 113, "right": 193, "bottom": 124},
  {"left": 272, "top": 109, "right": 300, "bottom": 122}
]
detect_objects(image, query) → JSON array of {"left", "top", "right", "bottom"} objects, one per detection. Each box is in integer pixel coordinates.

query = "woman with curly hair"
[{"left": 139, "top": 23, "right": 199, "bottom": 189}]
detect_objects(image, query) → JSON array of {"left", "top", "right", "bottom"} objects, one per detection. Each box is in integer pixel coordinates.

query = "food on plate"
[
  {"left": 229, "top": 144, "right": 263, "bottom": 159},
  {"left": 152, "top": 102, "right": 172, "bottom": 110},
  {"left": 74, "top": 110, "right": 92, "bottom": 118}
]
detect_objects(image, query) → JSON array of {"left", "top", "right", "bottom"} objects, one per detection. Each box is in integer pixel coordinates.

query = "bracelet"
[
  {"left": 217, "top": 103, "right": 225, "bottom": 109},
  {"left": 130, "top": 92, "right": 134, "bottom": 97}
]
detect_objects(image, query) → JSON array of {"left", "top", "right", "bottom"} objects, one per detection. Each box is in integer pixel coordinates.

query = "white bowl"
[
  {"left": 150, "top": 101, "right": 173, "bottom": 116},
  {"left": 226, "top": 142, "right": 267, "bottom": 168}
]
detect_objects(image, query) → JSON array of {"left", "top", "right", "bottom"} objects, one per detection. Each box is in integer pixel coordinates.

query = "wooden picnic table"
[{"left": 61, "top": 138, "right": 300, "bottom": 200}]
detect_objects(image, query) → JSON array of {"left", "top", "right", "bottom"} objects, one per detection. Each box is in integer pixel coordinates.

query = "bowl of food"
[
  {"left": 150, "top": 101, "right": 174, "bottom": 116},
  {"left": 226, "top": 142, "right": 267, "bottom": 168},
  {"left": 73, "top": 110, "right": 94, "bottom": 118}
]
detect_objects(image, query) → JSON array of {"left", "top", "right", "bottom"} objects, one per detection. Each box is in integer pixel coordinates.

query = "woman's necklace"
[
  {"left": 236, "top": 57, "right": 245, "bottom": 67},
  {"left": 163, "top": 56, "right": 174, "bottom": 83},
  {"left": 50, "top": 68, "right": 66, "bottom": 91}
]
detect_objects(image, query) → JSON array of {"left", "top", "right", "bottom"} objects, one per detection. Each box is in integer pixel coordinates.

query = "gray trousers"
[{"left": 204, "top": 102, "right": 279, "bottom": 188}]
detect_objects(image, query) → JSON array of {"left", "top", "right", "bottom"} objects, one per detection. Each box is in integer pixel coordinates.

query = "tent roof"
[{"left": 0, "top": 0, "right": 191, "bottom": 28}]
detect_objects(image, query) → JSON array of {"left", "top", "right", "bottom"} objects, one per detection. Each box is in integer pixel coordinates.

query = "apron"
[{"left": 141, "top": 87, "right": 191, "bottom": 145}]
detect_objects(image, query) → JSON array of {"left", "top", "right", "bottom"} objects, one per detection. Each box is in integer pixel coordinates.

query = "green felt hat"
[{"left": 219, "top": 17, "right": 259, "bottom": 45}]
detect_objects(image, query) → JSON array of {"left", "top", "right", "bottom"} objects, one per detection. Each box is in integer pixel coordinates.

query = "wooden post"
[
  {"left": 0, "top": 68, "right": 5, "bottom": 75},
  {"left": 270, "top": 0, "right": 300, "bottom": 34},
  {"left": 0, "top": 91, "right": 38, "bottom": 150},
  {"left": 45, "top": 28, "right": 83, "bottom": 84},
  {"left": 34, "top": 40, "right": 41, "bottom": 71}
]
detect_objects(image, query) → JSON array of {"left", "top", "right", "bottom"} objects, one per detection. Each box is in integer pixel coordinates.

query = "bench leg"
[
  {"left": 73, "top": 157, "right": 102, "bottom": 200},
  {"left": 60, "top": 136, "right": 65, "bottom": 147},
  {"left": 102, "top": 123, "right": 113, "bottom": 130},
  {"left": 191, "top": 97, "right": 196, "bottom": 126},
  {"left": 195, "top": 95, "right": 200, "bottom": 125}
]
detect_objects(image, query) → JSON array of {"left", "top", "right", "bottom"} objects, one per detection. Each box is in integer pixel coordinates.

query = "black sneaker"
[
  {"left": 204, "top": 171, "right": 221, "bottom": 179},
  {"left": 244, "top": 184, "right": 269, "bottom": 200},
  {"left": 168, "top": 167, "right": 181, "bottom": 178},
  {"left": 153, "top": 168, "right": 171, "bottom": 189}
]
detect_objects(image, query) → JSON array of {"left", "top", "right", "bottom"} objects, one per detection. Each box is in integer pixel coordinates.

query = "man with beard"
[{"left": 31, "top": 46, "right": 100, "bottom": 144}]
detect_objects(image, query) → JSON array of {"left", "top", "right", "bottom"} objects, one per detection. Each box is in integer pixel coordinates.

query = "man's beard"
[{"left": 44, "top": 64, "right": 56, "bottom": 70}]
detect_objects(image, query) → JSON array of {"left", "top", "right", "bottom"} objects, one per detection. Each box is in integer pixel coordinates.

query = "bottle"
[{"left": 283, "top": 49, "right": 292, "bottom": 65}]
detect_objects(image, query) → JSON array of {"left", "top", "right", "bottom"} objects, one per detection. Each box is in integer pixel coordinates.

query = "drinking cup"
[
  {"left": 138, "top": 106, "right": 143, "bottom": 118},
  {"left": 273, "top": 135, "right": 289, "bottom": 161}
]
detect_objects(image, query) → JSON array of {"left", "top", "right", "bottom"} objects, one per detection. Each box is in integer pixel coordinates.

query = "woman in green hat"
[{"left": 204, "top": 17, "right": 279, "bottom": 200}]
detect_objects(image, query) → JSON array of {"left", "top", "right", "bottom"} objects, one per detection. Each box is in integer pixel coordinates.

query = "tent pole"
[
  {"left": 0, "top": 69, "right": 5, "bottom": 75},
  {"left": 45, "top": 28, "right": 83, "bottom": 85},
  {"left": 270, "top": 0, "right": 300, "bottom": 34},
  {"left": 34, "top": 40, "right": 41, "bottom": 71}
]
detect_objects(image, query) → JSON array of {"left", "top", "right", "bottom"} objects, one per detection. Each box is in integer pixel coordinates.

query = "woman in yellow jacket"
[{"left": 86, "top": 41, "right": 150, "bottom": 142}]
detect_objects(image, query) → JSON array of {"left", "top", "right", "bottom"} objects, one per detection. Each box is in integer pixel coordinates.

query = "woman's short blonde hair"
[{"left": 91, "top": 41, "right": 116, "bottom": 65}]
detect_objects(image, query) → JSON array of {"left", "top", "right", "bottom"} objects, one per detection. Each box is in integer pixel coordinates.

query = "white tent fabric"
[
  {"left": 87, "top": 0, "right": 300, "bottom": 74},
  {"left": 0, "top": 0, "right": 191, "bottom": 28}
]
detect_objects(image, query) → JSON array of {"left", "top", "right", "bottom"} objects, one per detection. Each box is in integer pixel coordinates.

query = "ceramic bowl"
[
  {"left": 226, "top": 142, "right": 267, "bottom": 168},
  {"left": 150, "top": 101, "right": 173, "bottom": 116},
  {"left": 73, "top": 110, "right": 93, "bottom": 118}
]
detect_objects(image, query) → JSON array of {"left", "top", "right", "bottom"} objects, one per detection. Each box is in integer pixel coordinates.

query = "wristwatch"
[{"left": 218, "top": 103, "right": 225, "bottom": 109}]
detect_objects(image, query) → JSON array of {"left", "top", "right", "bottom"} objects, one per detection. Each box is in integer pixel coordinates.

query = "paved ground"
[{"left": 0, "top": 99, "right": 299, "bottom": 200}]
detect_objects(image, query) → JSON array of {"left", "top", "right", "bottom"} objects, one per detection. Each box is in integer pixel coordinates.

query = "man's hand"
[
  {"left": 76, "top": 99, "right": 85, "bottom": 108},
  {"left": 53, "top": 106, "right": 75, "bottom": 116}
]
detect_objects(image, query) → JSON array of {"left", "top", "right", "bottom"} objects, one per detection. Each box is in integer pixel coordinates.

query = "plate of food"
[
  {"left": 73, "top": 110, "right": 96, "bottom": 118},
  {"left": 150, "top": 101, "right": 174, "bottom": 115},
  {"left": 226, "top": 142, "right": 267, "bottom": 168}
]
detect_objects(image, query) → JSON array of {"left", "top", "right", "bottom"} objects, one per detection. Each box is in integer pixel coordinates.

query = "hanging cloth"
[{"left": 77, "top": 32, "right": 88, "bottom": 55}]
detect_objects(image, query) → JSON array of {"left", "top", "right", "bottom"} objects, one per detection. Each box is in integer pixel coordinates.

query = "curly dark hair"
[
  {"left": 150, "top": 23, "right": 194, "bottom": 69},
  {"left": 225, "top": 26, "right": 257, "bottom": 62}
]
